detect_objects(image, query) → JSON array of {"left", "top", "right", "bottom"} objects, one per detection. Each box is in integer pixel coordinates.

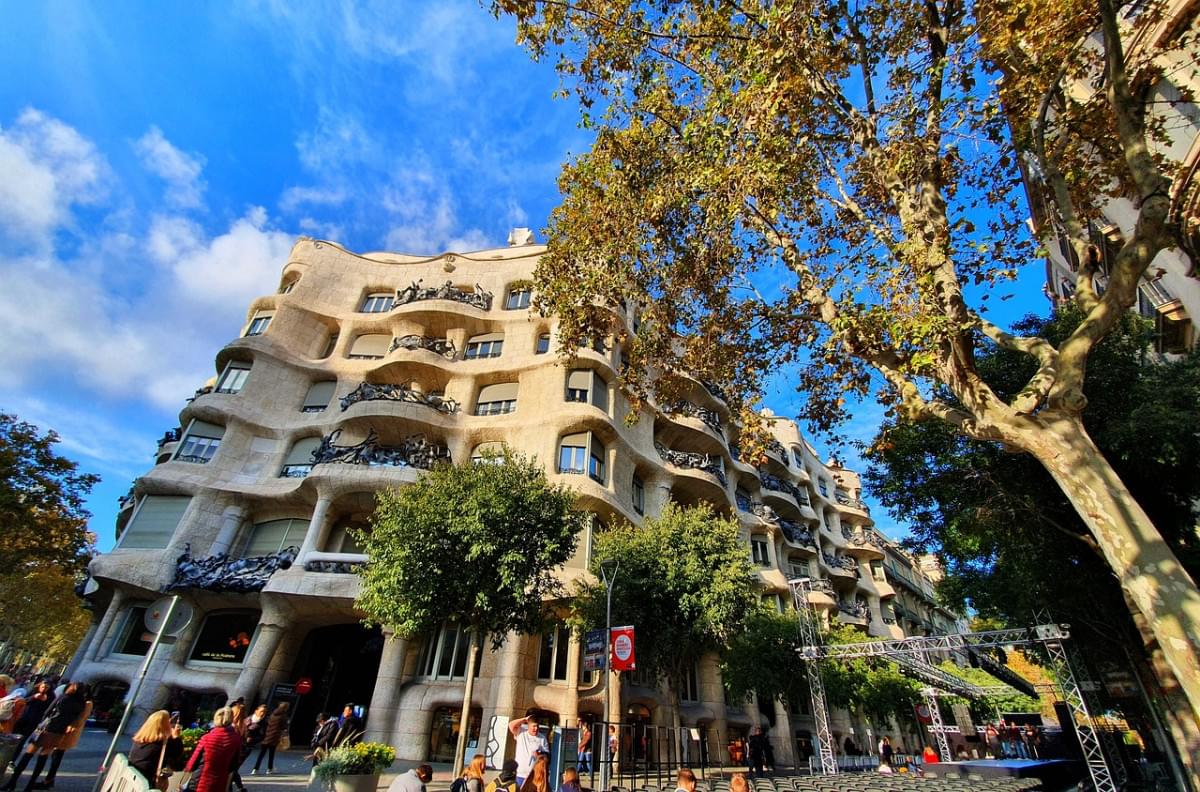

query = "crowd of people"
[{"left": 0, "top": 674, "right": 93, "bottom": 792}]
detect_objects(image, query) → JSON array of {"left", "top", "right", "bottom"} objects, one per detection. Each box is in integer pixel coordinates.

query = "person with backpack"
[
  {"left": 485, "top": 760, "right": 519, "bottom": 792},
  {"left": 451, "top": 755, "right": 486, "bottom": 792},
  {"left": 555, "top": 767, "right": 581, "bottom": 792}
]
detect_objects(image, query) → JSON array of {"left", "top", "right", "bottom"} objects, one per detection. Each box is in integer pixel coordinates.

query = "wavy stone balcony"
[
  {"left": 340, "top": 382, "right": 460, "bottom": 414},
  {"left": 393, "top": 280, "right": 493, "bottom": 311},
  {"left": 758, "top": 469, "right": 810, "bottom": 506},
  {"left": 844, "top": 528, "right": 886, "bottom": 558},
  {"left": 313, "top": 428, "right": 451, "bottom": 469},
  {"left": 655, "top": 443, "right": 727, "bottom": 486},
  {"left": 746, "top": 501, "right": 817, "bottom": 551},
  {"left": 822, "top": 551, "right": 858, "bottom": 577},
  {"left": 804, "top": 578, "right": 837, "bottom": 608},
  {"left": 304, "top": 551, "right": 368, "bottom": 574},
  {"left": 836, "top": 491, "right": 870, "bottom": 515},
  {"left": 665, "top": 400, "right": 722, "bottom": 433},
  {"left": 388, "top": 334, "right": 457, "bottom": 359},
  {"left": 837, "top": 600, "right": 869, "bottom": 623}
]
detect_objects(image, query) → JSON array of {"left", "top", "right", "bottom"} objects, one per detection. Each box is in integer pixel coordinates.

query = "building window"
[
  {"left": 632, "top": 476, "right": 645, "bottom": 515},
  {"left": 112, "top": 606, "right": 152, "bottom": 656},
  {"left": 348, "top": 334, "right": 390, "bottom": 360},
  {"left": 189, "top": 611, "right": 259, "bottom": 665},
  {"left": 681, "top": 662, "right": 700, "bottom": 702},
  {"left": 475, "top": 383, "right": 519, "bottom": 416},
  {"left": 360, "top": 292, "right": 395, "bottom": 313},
  {"left": 735, "top": 488, "right": 752, "bottom": 512},
  {"left": 558, "top": 433, "right": 588, "bottom": 475},
  {"left": 818, "top": 480, "right": 829, "bottom": 497},
  {"left": 471, "top": 442, "right": 507, "bottom": 464},
  {"left": 751, "top": 537, "right": 770, "bottom": 566},
  {"left": 565, "top": 369, "right": 608, "bottom": 411},
  {"left": 536, "top": 334, "right": 550, "bottom": 354},
  {"left": 419, "top": 623, "right": 475, "bottom": 680},
  {"left": 465, "top": 334, "right": 504, "bottom": 359},
  {"left": 175, "top": 421, "right": 224, "bottom": 464},
  {"left": 119, "top": 495, "right": 191, "bottom": 549},
  {"left": 302, "top": 381, "right": 337, "bottom": 412},
  {"left": 245, "top": 312, "right": 272, "bottom": 337},
  {"left": 505, "top": 287, "right": 532, "bottom": 310},
  {"left": 791, "top": 447, "right": 804, "bottom": 468},
  {"left": 320, "top": 332, "right": 339, "bottom": 359},
  {"left": 243, "top": 518, "right": 309, "bottom": 556},
  {"left": 280, "top": 438, "right": 322, "bottom": 477},
  {"left": 215, "top": 362, "right": 251, "bottom": 394},
  {"left": 279, "top": 277, "right": 299, "bottom": 295},
  {"left": 589, "top": 448, "right": 605, "bottom": 484},
  {"left": 537, "top": 623, "right": 571, "bottom": 682}
]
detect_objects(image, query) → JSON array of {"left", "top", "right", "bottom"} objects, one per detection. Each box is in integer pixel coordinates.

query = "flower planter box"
[{"left": 310, "top": 770, "right": 381, "bottom": 792}]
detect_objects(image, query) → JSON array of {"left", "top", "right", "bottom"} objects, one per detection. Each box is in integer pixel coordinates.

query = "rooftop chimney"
[{"left": 508, "top": 227, "right": 535, "bottom": 246}]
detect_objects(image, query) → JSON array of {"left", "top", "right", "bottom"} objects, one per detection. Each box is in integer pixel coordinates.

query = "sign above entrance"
[
  {"left": 295, "top": 677, "right": 313, "bottom": 695},
  {"left": 610, "top": 625, "right": 636, "bottom": 672}
]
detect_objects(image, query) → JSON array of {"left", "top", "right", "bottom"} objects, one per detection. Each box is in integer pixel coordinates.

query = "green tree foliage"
[
  {"left": 495, "top": 0, "right": 1200, "bottom": 717},
  {"left": 863, "top": 309, "right": 1200, "bottom": 639},
  {"left": 356, "top": 450, "right": 583, "bottom": 644},
  {"left": 819, "top": 626, "right": 922, "bottom": 726},
  {"left": 1, "top": 413, "right": 98, "bottom": 576},
  {"left": 0, "top": 412, "right": 97, "bottom": 658},
  {"left": 935, "top": 661, "right": 1042, "bottom": 722},
  {"left": 573, "top": 502, "right": 759, "bottom": 708}
]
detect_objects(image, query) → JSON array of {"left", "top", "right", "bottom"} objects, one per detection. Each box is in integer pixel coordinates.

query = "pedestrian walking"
[
  {"left": 576, "top": 723, "right": 591, "bottom": 774},
  {"left": 878, "top": 735, "right": 894, "bottom": 767},
  {"left": 747, "top": 727, "right": 767, "bottom": 778},
  {"left": 251, "top": 702, "right": 289, "bottom": 774},
  {"left": 127, "top": 711, "right": 184, "bottom": 790},
  {"left": 31, "top": 685, "right": 92, "bottom": 789},
  {"left": 1, "top": 683, "right": 87, "bottom": 792},
  {"left": 307, "top": 713, "right": 338, "bottom": 766},
  {"left": 182, "top": 707, "right": 243, "bottom": 792},
  {"left": 10, "top": 683, "right": 54, "bottom": 756},
  {"left": 461, "top": 754, "right": 487, "bottom": 792}
]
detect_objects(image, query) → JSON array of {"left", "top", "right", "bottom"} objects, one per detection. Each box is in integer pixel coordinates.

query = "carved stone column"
[
  {"left": 561, "top": 630, "right": 582, "bottom": 727},
  {"left": 297, "top": 497, "right": 334, "bottom": 564},
  {"left": 366, "top": 630, "right": 409, "bottom": 745},
  {"left": 88, "top": 589, "right": 126, "bottom": 661},
  {"left": 231, "top": 622, "right": 287, "bottom": 704},
  {"left": 209, "top": 505, "right": 246, "bottom": 556}
]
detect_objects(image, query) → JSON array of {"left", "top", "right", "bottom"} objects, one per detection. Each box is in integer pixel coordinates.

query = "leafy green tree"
[
  {"left": 721, "top": 609, "right": 808, "bottom": 710},
  {"left": 0, "top": 567, "right": 92, "bottom": 660},
  {"left": 355, "top": 450, "right": 583, "bottom": 770},
  {"left": 1, "top": 412, "right": 98, "bottom": 576},
  {"left": 864, "top": 307, "right": 1200, "bottom": 765},
  {"left": 573, "top": 502, "right": 759, "bottom": 723},
  {"left": 495, "top": 0, "right": 1200, "bottom": 716}
]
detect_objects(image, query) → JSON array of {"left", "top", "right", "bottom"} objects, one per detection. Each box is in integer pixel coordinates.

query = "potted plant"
[
  {"left": 312, "top": 742, "right": 396, "bottom": 792},
  {"left": 180, "top": 728, "right": 206, "bottom": 761}
]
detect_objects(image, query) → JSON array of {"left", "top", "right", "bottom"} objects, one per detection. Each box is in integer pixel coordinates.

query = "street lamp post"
[{"left": 600, "top": 559, "right": 619, "bottom": 792}]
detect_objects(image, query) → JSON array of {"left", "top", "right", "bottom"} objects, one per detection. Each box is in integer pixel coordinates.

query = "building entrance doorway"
[{"left": 289, "top": 623, "right": 384, "bottom": 742}]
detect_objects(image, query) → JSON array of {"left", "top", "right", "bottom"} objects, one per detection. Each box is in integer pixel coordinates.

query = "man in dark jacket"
[{"left": 333, "top": 704, "right": 363, "bottom": 747}]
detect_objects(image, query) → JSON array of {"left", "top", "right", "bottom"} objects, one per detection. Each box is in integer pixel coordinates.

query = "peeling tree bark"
[{"left": 1018, "top": 413, "right": 1200, "bottom": 733}]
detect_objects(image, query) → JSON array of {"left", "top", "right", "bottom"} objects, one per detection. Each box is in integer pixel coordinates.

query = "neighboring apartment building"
[
  {"left": 67, "top": 233, "right": 937, "bottom": 766},
  {"left": 1033, "top": 1, "right": 1199, "bottom": 353}
]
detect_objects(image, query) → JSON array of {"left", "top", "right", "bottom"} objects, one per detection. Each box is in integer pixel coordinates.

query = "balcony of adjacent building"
[
  {"left": 834, "top": 487, "right": 871, "bottom": 518},
  {"left": 836, "top": 597, "right": 870, "bottom": 626}
]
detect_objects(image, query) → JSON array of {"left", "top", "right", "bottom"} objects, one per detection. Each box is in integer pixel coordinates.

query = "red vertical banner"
[{"left": 610, "top": 625, "right": 637, "bottom": 671}]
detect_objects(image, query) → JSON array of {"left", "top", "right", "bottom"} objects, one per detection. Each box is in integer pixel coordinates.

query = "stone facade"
[{"left": 70, "top": 234, "right": 950, "bottom": 765}]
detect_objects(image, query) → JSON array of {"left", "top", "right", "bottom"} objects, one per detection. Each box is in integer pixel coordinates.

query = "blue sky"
[{"left": 0, "top": 1, "right": 1047, "bottom": 552}]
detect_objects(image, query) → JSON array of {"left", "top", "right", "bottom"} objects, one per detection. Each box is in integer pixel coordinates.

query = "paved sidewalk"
[{"left": 1, "top": 730, "right": 459, "bottom": 792}]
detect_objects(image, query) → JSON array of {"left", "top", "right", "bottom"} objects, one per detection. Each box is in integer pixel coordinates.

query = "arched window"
[
  {"left": 245, "top": 311, "right": 272, "bottom": 337},
  {"left": 348, "top": 334, "right": 391, "bottom": 360},
  {"left": 215, "top": 361, "right": 251, "bottom": 394},
  {"left": 505, "top": 286, "right": 532, "bottom": 310},
  {"left": 280, "top": 437, "right": 322, "bottom": 477},
  {"left": 558, "top": 432, "right": 606, "bottom": 484},
  {"left": 565, "top": 369, "right": 608, "bottom": 411},
  {"left": 175, "top": 421, "right": 224, "bottom": 464},
  {"left": 301, "top": 380, "right": 337, "bottom": 412},
  {"left": 475, "top": 382, "right": 518, "bottom": 415},
  {"left": 471, "top": 442, "right": 507, "bottom": 464},
  {"left": 360, "top": 292, "right": 395, "bottom": 313},
  {"left": 535, "top": 333, "right": 551, "bottom": 354}
]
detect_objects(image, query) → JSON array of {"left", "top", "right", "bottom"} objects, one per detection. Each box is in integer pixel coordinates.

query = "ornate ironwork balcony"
[
  {"left": 767, "top": 439, "right": 788, "bottom": 461},
  {"left": 823, "top": 552, "right": 858, "bottom": 573},
  {"left": 394, "top": 279, "right": 492, "bottom": 311},
  {"left": 304, "top": 558, "right": 366, "bottom": 574},
  {"left": 883, "top": 616, "right": 898, "bottom": 625},
  {"left": 280, "top": 464, "right": 313, "bottom": 478},
  {"left": 340, "top": 382, "right": 460, "bottom": 414},
  {"left": 700, "top": 379, "right": 728, "bottom": 403},
  {"left": 156, "top": 428, "right": 181, "bottom": 449},
  {"left": 836, "top": 492, "right": 870, "bottom": 513},
  {"left": 654, "top": 443, "right": 726, "bottom": 485},
  {"left": 838, "top": 600, "right": 869, "bottom": 619},
  {"left": 848, "top": 529, "right": 886, "bottom": 550},
  {"left": 167, "top": 544, "right": 296, "bottom": 593},
  {"left": 389, "top": 334, "right": 457, "bottom": 359},
  {"left": 758, "top": 469, "right": 810, "bottom": 504},
  {"left": 808, "top": 578, "right": 835, "bottom": 596},
  {"left": 187, "top": 385, "right": 213, "bottom": 402},
  {"left": 750, "top": 502, "right": 778, "bottom": 523},
  {"left": 313, "top": 428, "right": 450, "bottom": 469},
  {"left": 780, "top": 519, "right": 815, "bottom": 547},
  {"left": 666, "top": 400, "right": 722, "bottom": 432}
]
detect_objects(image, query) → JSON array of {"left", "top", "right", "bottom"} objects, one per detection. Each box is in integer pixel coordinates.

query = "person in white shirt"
[{"left": 508, "top": 714, "right": 549, "bottom": 786}]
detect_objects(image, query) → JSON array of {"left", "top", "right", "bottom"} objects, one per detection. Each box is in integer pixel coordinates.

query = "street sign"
[
  {"left": 145, "top": 597, "right": 193, "bottom": 637},
  {"left": 295, "top": 677, "right": 314, "bottom": 695},
  {"left": 611, "top": 625, "right": 636, "bottom": 671},
  {"left": 584, "top": 628, "right": 606, "bottom": 671}
]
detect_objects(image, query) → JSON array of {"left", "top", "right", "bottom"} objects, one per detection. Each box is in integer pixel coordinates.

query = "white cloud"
[
  {"left": 170, "top": 206, "right": 294, "bottom": 308},
  {"left": 0, "top": 108, "right": 108, "bottom": 248},
  {"left": 135, "top": 126, "right": 206, "bottom": 209},
  {"left": 280, "top": 185, "right": 347, "bottom": 212}
]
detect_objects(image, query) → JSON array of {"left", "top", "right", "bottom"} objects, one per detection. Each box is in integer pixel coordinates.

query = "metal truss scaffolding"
[
  {"left": 788, "top": 578, "right": 837, "bottom": 775},
  {"left": 788, "top": 579, "right": 1115, "bottom": 792}
]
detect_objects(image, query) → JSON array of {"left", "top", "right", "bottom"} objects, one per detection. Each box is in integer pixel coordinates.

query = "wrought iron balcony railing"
[
  {"left": 836, "top": 492, "right": 870, "bottom": 513},
  {"left": 823, "top": 552, "right": 858, "bottom": 573},
  {"left": 340, "top": 382, "right": 460, "bottom": 414},
  {"left": 313, "top": 428, "right": 450, "bottom": 469},
  {"left": 156, "top": 428, "right": 181, "bottom": 449},
  {"left": 838, "top": 600, "right": 870, "bottom": 619},
  {"left": 780, "top": 520, "right": 815, "bottom": 547},
  {"left": 666, "top": 400, "right": 722, "bottom": 432},
  {"left": 389, "top": 334, "right": 457, "bottom": 358},
  {"left": 394, "top": 280, "right": 493, "bottom": 311},
  {"left": 848, "top": 529, "right": 886, "bottom": 550},
  {"left": 655, "top": 443, "right": 727, "bottom": 485},
  {"left": 758, "top": 469, "right": 810, "bottom": 505}
]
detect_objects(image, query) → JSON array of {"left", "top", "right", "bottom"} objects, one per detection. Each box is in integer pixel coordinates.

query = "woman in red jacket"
[{"left": 184, "top": 708, "right": 243, "bottom": 792}]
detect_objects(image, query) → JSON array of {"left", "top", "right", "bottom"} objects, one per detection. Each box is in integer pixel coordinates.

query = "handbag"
[
  {"left": 154, "top": 738, "right": 172, "bottom": 792},
  {"left": 279, "top": 733, "right": 291, "bottom": 751}
]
